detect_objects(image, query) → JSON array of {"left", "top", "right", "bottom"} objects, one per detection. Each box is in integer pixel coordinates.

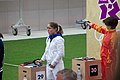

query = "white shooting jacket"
[{"left": 41, "top": 36, "right": 64, "bottom": 66}]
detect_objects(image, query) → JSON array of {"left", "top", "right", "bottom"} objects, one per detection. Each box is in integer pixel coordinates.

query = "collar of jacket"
[
  {"left": 107, "top": 29, "right": 116, "bottom": 33},
  {"left": 49, "top": 33, "right": 62, "bottom": 42}
]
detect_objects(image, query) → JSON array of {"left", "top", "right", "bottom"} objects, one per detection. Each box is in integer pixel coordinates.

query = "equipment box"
[
  {"left": 72, "top": 58, "right": 102, "bottom": 80},
  {"left": 18, "top": 65, "right": 46, "bottom": 80}
]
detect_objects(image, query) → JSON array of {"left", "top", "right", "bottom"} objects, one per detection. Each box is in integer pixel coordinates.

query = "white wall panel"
[
  {"left": 23, "top": 11, "right": 39, "bottom": 31},
  {"left": 69, "top": 0, "right": 83, "bottom": 8},
  {"left": 0, "top": 0, "right": 16, "bottom": 2},
  {"left": 7, "top": 12, "right": 19, "bottom": 33},
  {"left": 23, "top": 0, "right": 39, "bottom": 31},
  {"left": 0, "top": 0, "right": 86, "bottom": 33},
  {"left": 23, "top": 0, "right": 39, "bottom": 11},
  {"left": 54, "top": 0, "right": 68, "bottom": 9},
  {"left": 68, "top": 8, "right": 83, "bottom": 27},
  {"left": 54, "top": 0, "right": 69, "bottom": 27},
  {"left": 54, "top": 9, "right": 69, "bottom": 27},
  {"left": 68, "top": 0, "right": 86, "bottom": 27},
  {"left": 0, "top": 13, "right": 8, "bottom": 33},
  {"left": 39, "top": 10, "right": 54, "bottom": 30},
  {"left": 6, "top": 1, "right": 19, "bottom": 12},
  {"left": 39, "top": 0, "right": 53, "bottom": 10},
  {"left": 39, "top": 0, "right": 54, "bottom": 30}
]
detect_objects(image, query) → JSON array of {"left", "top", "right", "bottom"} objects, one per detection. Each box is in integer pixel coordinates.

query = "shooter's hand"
[
  {"left": 86, "top": 21, "right": 91, "bottom": 29},
  {"left": 87, "top": 21, "right": 92, "bottom": 26},
  {"left": 36, "top": 59, "right": 43, "bottom": 63},
  {"left": 49, "top": 64, "right": 55, "bottom": 69},
  {"left": 76, "top": 19, "right": 91, "bottom": 29}
]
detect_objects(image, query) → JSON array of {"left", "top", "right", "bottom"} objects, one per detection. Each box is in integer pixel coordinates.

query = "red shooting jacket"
[{"left": 91, "top": 24, "right": 118, "bottom": 63}]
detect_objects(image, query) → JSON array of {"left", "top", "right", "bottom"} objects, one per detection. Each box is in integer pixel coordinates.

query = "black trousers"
[{"left": 0, "top": 71, "right": 3, "bottom": 80}]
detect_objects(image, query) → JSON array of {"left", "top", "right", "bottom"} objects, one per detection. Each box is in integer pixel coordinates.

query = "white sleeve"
[
  {"left": 41, "top": 51, "right": 46, "bottom": 61},
  {"left": 41, "top": 37, "right": 49, "bottom": 61},
  {"left": 51, "top": 38, "right": 64, "bottom": 66}
]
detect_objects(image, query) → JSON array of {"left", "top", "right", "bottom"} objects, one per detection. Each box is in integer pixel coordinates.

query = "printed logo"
[{"left": 98, "top": 0, "right": 120, "bottom": 20}]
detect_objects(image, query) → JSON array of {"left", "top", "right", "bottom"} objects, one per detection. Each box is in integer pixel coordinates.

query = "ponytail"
[{"left": 58, "top": 25, "right": 63, "bottom": 34}]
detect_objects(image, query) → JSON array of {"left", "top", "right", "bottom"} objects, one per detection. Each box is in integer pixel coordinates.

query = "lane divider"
[{"left": 4, "top": 63, "right": 19, "bottom": 67}]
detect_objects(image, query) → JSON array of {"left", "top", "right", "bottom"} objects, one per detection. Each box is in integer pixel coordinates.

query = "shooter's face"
[
  {"left": 106, "top": 26, "right": 112, "bottom": 30},
  {"left": 47, "top": 24, "right": 57, "bottom": 35}
]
